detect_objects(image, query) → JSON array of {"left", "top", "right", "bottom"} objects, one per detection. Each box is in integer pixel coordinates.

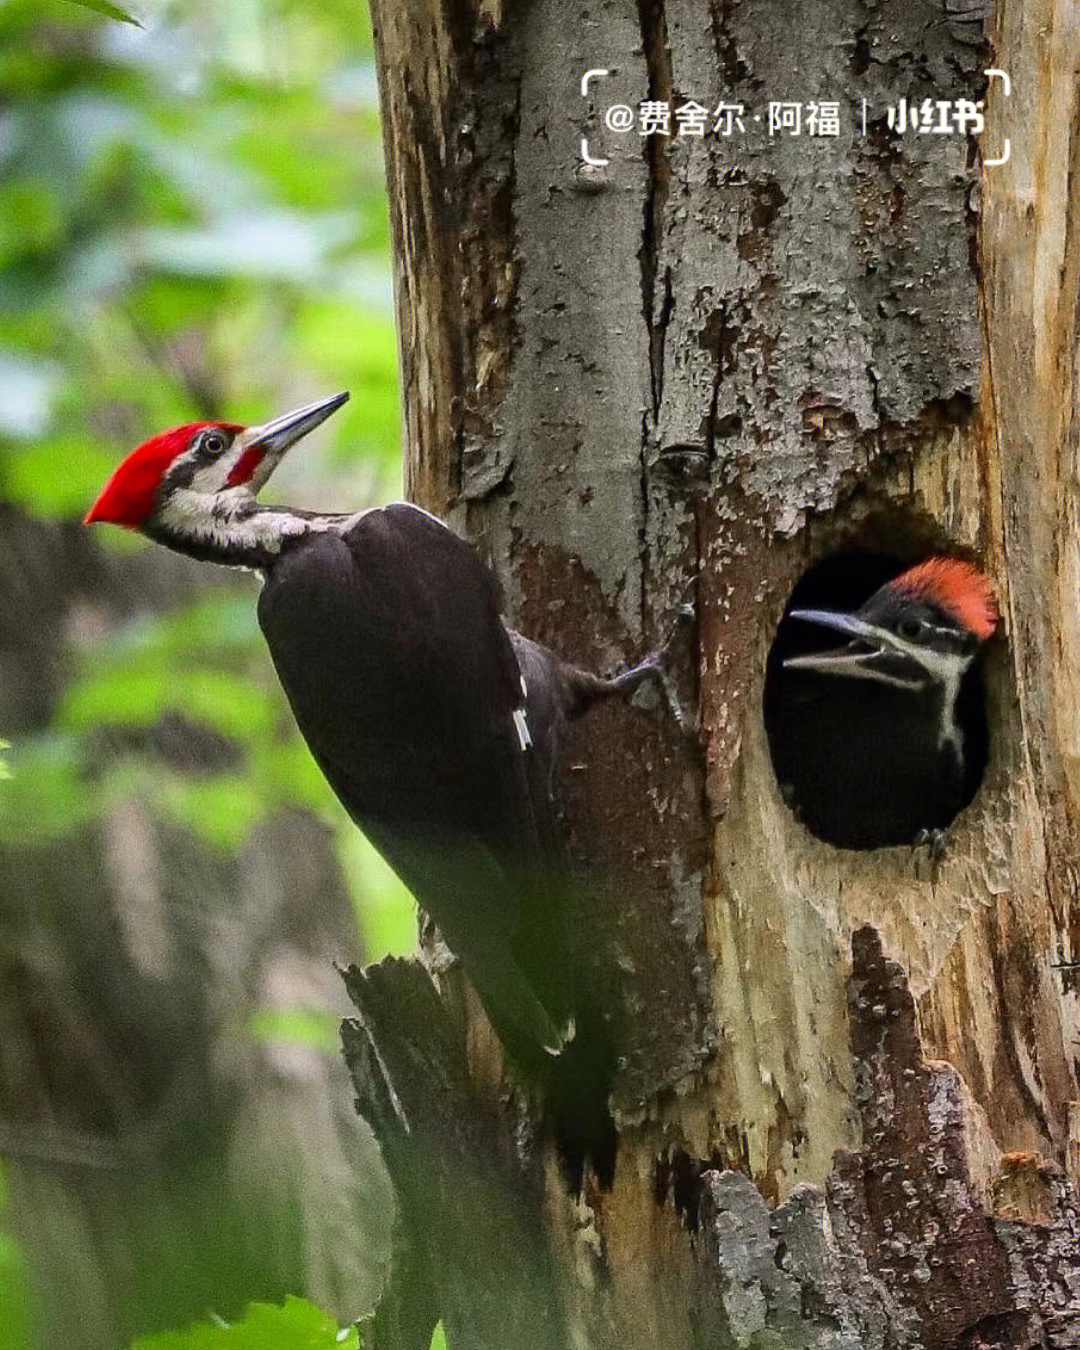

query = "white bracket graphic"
[
  {"left": 580, "top": 68, "right": 612, "bottom": 167},
  {"left": 983, "top": 68, "right": 1011, "bottom": 167}
]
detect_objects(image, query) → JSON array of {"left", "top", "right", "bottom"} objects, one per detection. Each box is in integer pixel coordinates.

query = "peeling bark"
[{"left": 354, "top": 0, "right": 1080, "bottom": 1343}]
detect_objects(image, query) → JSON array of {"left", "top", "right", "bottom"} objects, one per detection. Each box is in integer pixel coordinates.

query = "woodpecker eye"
[
  {"left": 202, "top": 430, "right": 227, "bottom": 454},
  {"left": 898, "top": 617, "right": 925, "bottom": 640}
]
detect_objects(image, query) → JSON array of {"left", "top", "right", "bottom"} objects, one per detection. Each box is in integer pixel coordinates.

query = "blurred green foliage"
[
  {"left": 0, "top": 1164, "right": 32, "bottom": 1350},
  {"left": 0, "top": 5, "right": 424, "bottom": 1345},
  {"left": 249, "top": 1007, "right": 340, "bottom": 1054},
  {"left": 0, "top": 0, "right": 418, "bottom": 959},
  {"left": 130, "top": 1296, "right": 358, "bottom": 1349}
]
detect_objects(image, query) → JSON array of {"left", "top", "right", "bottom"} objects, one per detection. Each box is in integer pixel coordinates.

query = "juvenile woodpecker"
[
  {"left": 85, "top": 392, "right": 679, "bottom": 1087},
  {"left": 768, "top": 558, "right": 999, "bottom": 850}
]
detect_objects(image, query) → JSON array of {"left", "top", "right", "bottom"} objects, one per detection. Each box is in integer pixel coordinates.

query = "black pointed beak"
[
  {"left": 245, "top": 390, "right": 349, "bottom": 457},
  {"left": 783, "top": 608, "right": 900, "bottom": 674}
]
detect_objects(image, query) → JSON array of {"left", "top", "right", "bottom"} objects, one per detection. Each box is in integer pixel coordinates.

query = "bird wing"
[{"left": 256, "top": 503, "right": 574, "bottom": 1067}]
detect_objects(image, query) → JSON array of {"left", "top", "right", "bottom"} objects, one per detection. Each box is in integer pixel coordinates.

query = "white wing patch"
[{"left": 512, "top": 707, "right": 532, "bottom": 752}]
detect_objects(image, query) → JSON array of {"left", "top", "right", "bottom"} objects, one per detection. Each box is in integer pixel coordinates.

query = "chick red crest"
[
  {"left": 84, "top": 421, "right": 241, "bottom": 528},
  {"left": 891, "top": 558, "right": 999, "bottom": 641}
]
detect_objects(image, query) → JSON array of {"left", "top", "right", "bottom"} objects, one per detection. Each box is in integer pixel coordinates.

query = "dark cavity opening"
[{"left": 763, "top": 551, "right": 991, "bottom": 850}]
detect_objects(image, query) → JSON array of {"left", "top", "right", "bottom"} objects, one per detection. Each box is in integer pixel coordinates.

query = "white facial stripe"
[
  {"left": 827, "top": 634, "right": 969, "bottom": 752},
  {"left": 155, "top": 488, "right": 328, "bottom": 555},
  {"left": 904, "top": 643, "right": 972, "bottom": 685},
  {"left": 938, "top": 670, "right": 962, "bottom": 754},
  {"left": 172, "top": 433, "right": 251, "bottom": 496},
  {"left": 189, "top": 458, "right": 229, "bottom": 494},
  {"left": 822, "top": 620, "right": 975, "bottom": 684},
  {"left": 789, "top": 633, "right": 972, "bottom": 700}
]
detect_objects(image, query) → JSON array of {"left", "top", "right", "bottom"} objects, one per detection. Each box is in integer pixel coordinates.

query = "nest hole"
[{"left": 763, "top": 551, "right": 991, "bottom": 851}]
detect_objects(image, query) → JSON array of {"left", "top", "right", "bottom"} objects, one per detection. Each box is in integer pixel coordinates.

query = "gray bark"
[{"left": 351, "top": 1, "right": 1080, "bottom": 1345}]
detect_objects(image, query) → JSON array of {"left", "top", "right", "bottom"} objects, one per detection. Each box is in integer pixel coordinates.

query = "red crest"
[
  {"left": 84, "top": 422, "right": 241, "bottom": 528},
  {"left": 891, "top": 558, "right": 999, "bottom": 642}
]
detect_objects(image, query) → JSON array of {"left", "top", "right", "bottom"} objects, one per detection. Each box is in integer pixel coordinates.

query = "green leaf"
[
  {"left": 83, "top": 595, "right": 262, "bottom": 670},
  {"left": 154, "top": 771, "right": 266, "bottom": 852},
  {"left": 2, "top": 434, "right": 123, "bottom": 517},
  {"left": 0, "top": 1230, "right": 31, "bottom": 1350},
  {"left": 62, "top": 0, "right": 142, "bottom": 26},
  {"left": 130, "top": 1295, "right": 358, "bottom": 1349},
  {"left": 0, "top": 182, "right": 66, "bottom": 269}
]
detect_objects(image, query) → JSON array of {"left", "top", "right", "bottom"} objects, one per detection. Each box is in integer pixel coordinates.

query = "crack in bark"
[
  {"left": 636, "top": 0, "right": 675, "bottom": 638},
  {"left": 636, "top": 0, "right": 673, "bottom": 426}
]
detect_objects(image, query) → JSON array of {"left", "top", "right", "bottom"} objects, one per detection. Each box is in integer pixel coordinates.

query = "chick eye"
[
  {"left": 898, "top": 617, "right": 925, "bottom": 640},
  {"left": 203, "top": 430, "right": 227, "bottom": 454}
]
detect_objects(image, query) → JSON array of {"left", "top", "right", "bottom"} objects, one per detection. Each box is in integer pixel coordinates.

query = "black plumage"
[{"left": 258, "top": 504, "right": 577, "bottom": 1070}]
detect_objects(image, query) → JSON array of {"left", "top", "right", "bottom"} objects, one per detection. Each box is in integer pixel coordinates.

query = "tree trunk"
[{"left": 347, "top": 2, "right": 1080, "bottom": 1345}]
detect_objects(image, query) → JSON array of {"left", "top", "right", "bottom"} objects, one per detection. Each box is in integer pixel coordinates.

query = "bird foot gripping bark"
[
  {"left": 912, "top": 826, "right": 947, "bottom": 858},
  {"left": 912, "top": 826, "right": 948, "bottom": 883},
  {"left": 592, "top": 602, "right": 697, "bottom": 734}
]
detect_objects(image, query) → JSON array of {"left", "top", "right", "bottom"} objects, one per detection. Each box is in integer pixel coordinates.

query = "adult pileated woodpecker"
[
  {"left": 766, "top": 558, "right": 999, "bottom": 850},
  {"left": 85, "top": 391, "right": 681, "bottom": 1159}
]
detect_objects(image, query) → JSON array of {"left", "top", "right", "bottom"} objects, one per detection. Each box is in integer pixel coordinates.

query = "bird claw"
[
  {"left": 913, "top": 827, "right": 947, "bottom": 880},
  {"left": 633, "top": 659, "right": 695, "bottom": 735},
  {"left": 913, "top": 827, "right": 947, "bottom": 856},
  {"left": 628, "top": 602, "right": 698, "bottom": 736},
  {"left": 571, "top": 591, "right": 698, "bottom": 734}
]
